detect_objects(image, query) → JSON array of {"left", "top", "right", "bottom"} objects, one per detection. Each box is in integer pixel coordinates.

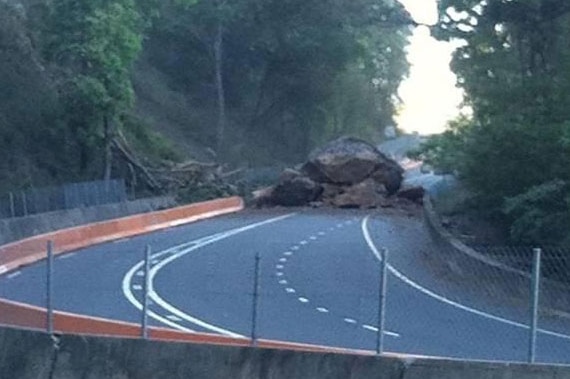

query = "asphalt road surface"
[{"left": 1, "top": 209, "right": 570, "bottom": 364}]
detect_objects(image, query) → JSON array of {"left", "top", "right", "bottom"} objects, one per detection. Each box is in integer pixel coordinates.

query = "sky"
[{"left": 395, "top": 0, "right": 464, "bottom": 135}]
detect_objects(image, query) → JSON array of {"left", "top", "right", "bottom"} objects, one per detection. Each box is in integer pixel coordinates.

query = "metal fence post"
[
  {"left": 46, "top": 240, "right": 54, "bottom": 335},
  {"left": 141, "top": 245, "right": 151, "bottom": 339},
  {"left": 9, "top": 192, "right": 15, "bottom": 218},
  {"left": 376, "top": 248, "right": 389, "bottom": 355},
  {"left": 251, "top": 252, "right": 261, "bottom": 346},
  {"left": 528, "top": 247, "right": 542, "bottom": 363},
  {"left": 22, "top": 191, "right": 28, "bottom": 216}
]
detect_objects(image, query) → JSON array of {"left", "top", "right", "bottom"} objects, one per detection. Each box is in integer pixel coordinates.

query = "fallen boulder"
[
  {"left": 303, "top": 137, "right": 400, "bottom": 186},
  {"left": 330, "top": 179, "right": 386, "bottom": 209},
  {"left": 397, "top": 186, "right": 425, "bottom": 204},
  {"left": 271, "top": 171, "right": 322, "bottom": 206},
  {"left": 252, "top": 136, "right": 410, "bottom": 209}
]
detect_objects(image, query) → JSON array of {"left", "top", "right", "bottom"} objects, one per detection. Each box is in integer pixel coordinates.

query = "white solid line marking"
[
  {"left": 344, "top": 318, "right": 357, "bottom": 324},
  {"left": 123, "top": 213, "right": 296, "bottom": 338},
  {"left": 300, "top": 240, "right": 308, "bottom": 245},
  {"left": 7, "top": 271, "right": 21, "bottom": 279},
  {"left": 298, "top": 297, "right": 309, "bottom": 303},
  {"left": 284, "top": 251, "right": 293, "bottom": 256},
  {"left": 279, "top": 279, "right": 288, "bottom": 285},
  {"left": 279, "top": 258, "right": 287, "bottom": 263},
  {"left": 132, "top": 285, "right": 142, "bottom": 290},
  {"left": 316, "top": 307, "right": 329, "bottom": 313},
  {"left": 276, "top": 272, "right": 284, "bottom": 277},
  {"left": 361, "top": 216, "right": 570, "bottom": 341},
  {"left": 276, "top": 265, "right": 284, "bottom": 269},
  {"left": 167, "top": 315, "right": 183, "bottom": 321},
  {"left": 286, "top": 288, "right": 296, "bottom": 293}
]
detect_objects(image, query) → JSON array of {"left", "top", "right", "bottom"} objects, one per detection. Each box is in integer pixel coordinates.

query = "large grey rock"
[
  {"left": 271, "top": 171, "right": 322, "bottom": 206},
  {"left": 302, "top": 137, "right": 403, "bottom": 193},
  {"left": 397, "top": 186, "right": 425, "bottom": 204},
  {"left": 370, "top": 163, "right": 403, "bottom": 195},
  {"left": 330, "top": 179, "right": 386, "bottom": 209}
]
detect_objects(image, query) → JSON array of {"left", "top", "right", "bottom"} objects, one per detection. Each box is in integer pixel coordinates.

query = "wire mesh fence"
[{"left": 0, "top": 179, "right": 127, "bottom": 219}]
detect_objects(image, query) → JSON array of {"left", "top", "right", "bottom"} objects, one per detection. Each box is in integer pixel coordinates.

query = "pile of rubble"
[{"left": 255, "top": 137, "right": 424, "bottom": 208}]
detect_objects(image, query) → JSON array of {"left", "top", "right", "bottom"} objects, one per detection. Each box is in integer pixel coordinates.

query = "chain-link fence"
[{"left": 0, "top": 179, "right": 127, "bottom": 219}]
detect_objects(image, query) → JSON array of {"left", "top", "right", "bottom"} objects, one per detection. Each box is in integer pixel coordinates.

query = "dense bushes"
[{"left": 415, "top": 0, "right": 570, "bottom": 244}]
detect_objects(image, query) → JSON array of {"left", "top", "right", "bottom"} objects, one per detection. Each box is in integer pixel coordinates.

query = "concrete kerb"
[
  {"left": 422, "top": 193, "right": 570, "bottom": 318},
  {"left": 422, "top": 194, "right": 527, "bottom": 277},
  {"left": 0, "top": 196, "right": 244, "bottom": 274},
  {"left": 2, "top": 325, "right": 570, "bottom": 379}
]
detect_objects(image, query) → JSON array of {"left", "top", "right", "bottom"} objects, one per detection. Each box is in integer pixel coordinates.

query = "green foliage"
[
  {"left": 428, "top": 0, "right": 570, "bottom": 244},
  {"left": 0, "top": 0, "right": 411, "bottom": 197},
  {"left": 504, "top": 180, "right": 570, "bottom": 245},
  {"left": 122, "top": 116, "right": 181, "bottom": 162},
  {"left": 44, "top": 0, "right": 144, "bottom": 176},
  {"left": 147, "top": 0, "right": 411, "bottom": 163}
]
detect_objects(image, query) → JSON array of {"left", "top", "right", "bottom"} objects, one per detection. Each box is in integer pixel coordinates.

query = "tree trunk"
[
  {"left": 103, "top": 115, "right": 112, "bottom": 183},
  {"left": 214, "top": 19, "right": 226, "bottom": 156}
]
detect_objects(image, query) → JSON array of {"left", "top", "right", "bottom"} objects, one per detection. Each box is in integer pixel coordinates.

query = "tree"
[
  {"left": 423, "top": 0, "right": 570, "bottom": 243},
  {"left": 45, "top": 0, "right": 143, "bottom": 180}
]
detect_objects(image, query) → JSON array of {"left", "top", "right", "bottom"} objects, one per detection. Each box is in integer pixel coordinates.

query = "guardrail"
[{"left": 0, "top": 196, "right": 244, "bottom": 274}]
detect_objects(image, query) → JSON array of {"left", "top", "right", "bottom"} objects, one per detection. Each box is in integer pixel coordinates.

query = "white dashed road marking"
[
  {"left": 123, "top": 213, "right": 296, "bottom": 337},
  {"left": 286, "top": 288, "right": 296, "bottom": 293},
  {"left": 58, "top": 252, "right": 76, "bottom": 260},
  {"left": 298, "top": 297, "right": 309, "bottom": 303},
  {"left": 279, "top": 280, "right": 288, "bottom": 285},
  {"left": 7, "top": 271, "right": 21, "bottom": 279},
  {"left": 300, "top": 241, "right": 308, "bottom": 245},
  {"left": 316, "top": 307, "right": 329, "bottom": 313},
  {"left": 344, "top": 318, "right": 357, "bottom": 324},
  {"left": 132, "top": 285, "right": 142, "bottom": 290},
  {"left": 284, "top": 251, "right": 293, "bottom": 256}
]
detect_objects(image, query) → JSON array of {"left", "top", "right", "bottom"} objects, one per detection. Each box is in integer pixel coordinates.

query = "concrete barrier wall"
[
  {"left": 2, "top": 326, "right": 569, "bottom": 379},
  {"left": 0, "top": 196, "right": 244, "bottom": 274},
  {"left": 0, "top": 196, "right": 176, "bottom": 246}
]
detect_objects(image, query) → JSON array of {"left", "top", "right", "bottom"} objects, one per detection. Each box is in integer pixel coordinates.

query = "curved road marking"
[
  {"left": 361, "top": 215, "right": 570, "bottom": 341},
  {"left": 122, "top": 213, "right": 295, "bottom": 337}
]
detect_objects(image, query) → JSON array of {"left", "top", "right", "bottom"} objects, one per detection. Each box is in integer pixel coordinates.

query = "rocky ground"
[{"left": 253, "top": 137, "right": 425, "bottom": 211}]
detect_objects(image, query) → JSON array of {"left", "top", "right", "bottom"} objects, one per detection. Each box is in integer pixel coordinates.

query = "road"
[{"left": 1, "top": 208, "right": 570, "bottom": 364}]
